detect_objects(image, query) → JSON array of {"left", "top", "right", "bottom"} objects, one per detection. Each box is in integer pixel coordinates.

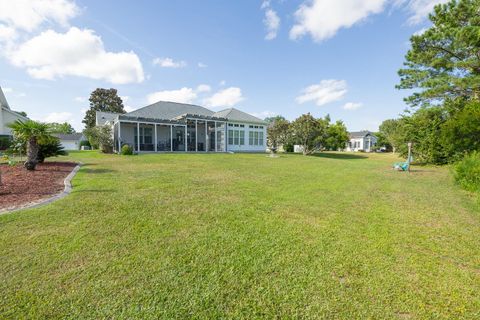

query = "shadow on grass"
[
  {"left": 310, "top": 153, "right": 368, "bottom": 160},
  {"left": 75, "top": 189, "right": 117, "bottom": 193},
  {"left": 83, "top": 168, "right": 116, "bottom": 174}
]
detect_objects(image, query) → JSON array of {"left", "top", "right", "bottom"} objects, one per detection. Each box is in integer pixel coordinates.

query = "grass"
[{"left": 1, "top": 151, "right": 479, "bottom": 319}]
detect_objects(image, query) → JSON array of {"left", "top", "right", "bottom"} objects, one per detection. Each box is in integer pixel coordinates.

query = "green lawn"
[{"left": 1, "top": 151, "right": 479, "bottom": 319}]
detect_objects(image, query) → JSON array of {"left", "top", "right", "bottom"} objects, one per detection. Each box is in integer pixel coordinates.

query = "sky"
[{"left": 0, "top": 0, "right": 447, "bottom": 132}]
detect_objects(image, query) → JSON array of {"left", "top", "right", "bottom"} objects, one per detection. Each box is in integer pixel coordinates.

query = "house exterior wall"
[
  {"left": 60, "top": 140, "right": 81, "bottom": 150},
  {"left": 346, "top": 135, "right": 378, "bottom": 152},
  {"left": 1, "top": 108, "right": 27, "bottom": 135},
  {"left": 226, "top": 122, "right": 266, "bottom": 152},
  {"left": 115, "top": 120, "right": 267, "bottom": 153}
]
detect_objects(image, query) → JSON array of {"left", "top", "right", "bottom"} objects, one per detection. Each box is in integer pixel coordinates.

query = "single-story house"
[
  {"left": 53, "top": 133, "right": 86, "bottom": 150},
  {"left": 96, "top": 101, "right": 268, "bottom": 153},
  {"left": 0, "top": 86, "right": 29, "bottom": 137},
  {"left": 345, "top": 130, "right": 377, "bottom": 152}
]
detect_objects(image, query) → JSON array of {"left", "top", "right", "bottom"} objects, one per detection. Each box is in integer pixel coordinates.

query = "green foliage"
[
  {"left": 267, "top": 116, "right": 290, "bottom": 151},
  {"left": 378, "top": 119, "right": 402, "bottom": 152},
  {"left": 290, "top": 113, "right": 347, "bottom": 155},
  {"left": 48, "top": 122, "right": 75, "bottom": 134},
  {"left": 79, "top": 140, "right": 91, "bottom": 148},
  {"left": 84, "top": 126, "right": 113, "bottom": 153},
  {"left": 37, "top": 137, "right": 68, "bottom": 163},
  {"left": 441, "top": 100, "right": 480, "bottom": 161},
  {"left": 82, "top": 88, "right": 126, "bottom": 129},
  {"left": 0, "top": 136, "right": 11, "bottom": 150},
  {"left": 7, "top": 120, "right": 53, "bottom": 170},
  {"left": 324, "top": 120, "right": 349, "bottom": 151},
  {"left": 397, "top": 0, "right": 480, "bottom": 108},
  {"left": 264, "top": 115, "right": 285, "bottom": 124},
  {"left": 454, "top": 151, "right": 480, "bottom": 192},
  {"left": 283, "top": 143, "right": 294, "bottom": 153},
  {"left": 121, "top": 144, "right": 134, "bottom": 155},
  {"left": 290, "top": 113, "right": 329, "bottom": 155},
  {"left": 380, "top": 100, "right": 480, "bottom": 164}
]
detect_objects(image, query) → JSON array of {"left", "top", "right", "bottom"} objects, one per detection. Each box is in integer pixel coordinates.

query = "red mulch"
[{"left": 0, "top": 162, "right": 77, "bottom": 210}]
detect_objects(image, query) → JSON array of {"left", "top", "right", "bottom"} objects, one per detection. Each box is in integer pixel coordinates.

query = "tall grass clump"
[{"left": 453, "top": 151, "right": 480, "bottom": 192}]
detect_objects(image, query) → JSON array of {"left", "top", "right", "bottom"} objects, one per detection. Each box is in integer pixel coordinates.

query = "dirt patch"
[{"left": 0, "top": 162, "right": 77, "bottom": 210}]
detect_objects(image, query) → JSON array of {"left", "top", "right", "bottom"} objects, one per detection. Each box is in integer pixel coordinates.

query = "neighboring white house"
[
  {"left": 96, "top": 101, "right": 268, "bottom": 153},
  {"left": 0, "top": 86, "right": 29, "bottom": 136},
  {"left": 53, "top": 133, "right": 86, "bottom": 150},
  {"left": 345, "top": 131, "right": 377, "bottom": 152}
]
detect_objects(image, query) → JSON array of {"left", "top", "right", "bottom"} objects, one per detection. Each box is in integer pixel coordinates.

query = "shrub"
[
  {"left": 453, "top": 152, "right": 480, "bottom": 193},
  {"left": 84, "top": 126, "right": 113, "bottom": 153},
  {"left": 283, "top": 143, "right": 294, "bottom": 153},
  {"left": 0, "top": 136, "right": 11, "bottom": 151},
  {"left": 37, "top": 137, "right": 68, "bottom": 163},
  {"left": 79, "top": 140, "right": 91, "bottom": 148},
  {"left": 121, "top": 144, "right": 134, "bottom": 155}
]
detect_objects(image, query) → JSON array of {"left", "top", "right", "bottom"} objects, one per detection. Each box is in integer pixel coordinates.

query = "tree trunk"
[{"left": 25, "top": 137, "right": 39, "bottom": 170}]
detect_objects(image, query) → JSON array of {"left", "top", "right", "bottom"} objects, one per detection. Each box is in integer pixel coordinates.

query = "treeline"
[
  {"left": 379, "top": 0, "right": 480, "bottom": 166},
  {"left": 266, "top": 113, "right": 349, "bottom": 155},
  {"left": 378, "top": 100, "right": 480, "bottom": 164}
]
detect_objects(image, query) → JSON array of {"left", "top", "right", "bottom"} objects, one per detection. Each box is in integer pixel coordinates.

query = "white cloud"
[
  {"left": 0, "top": 24, "right": 16, "bottom": 42},
  {"left": 198, "top": 62, "right": 207, "bottom": 68},
  {"left": 196, "top": 84, "right": 211, "bottom": 93},
  {"left": 290, "top": 0, "right": 386, "bottom": 42},
  {"left": 343, "top": 102, "right": 363, "bottom": 110},
  {"left": 74, "top": 96, "right": 86, "bottom": 102},
  {"left": 8, "top": 27, "right": 144, "bottom": 84},
  {"left": 413, "top": 27, "right": 428, "bottom": 35},
  {"left": 152, "top": 57, "right": 187, "bottom": 68},
  {"left": 204, "top": 87, "right": 244, "bottom": 108},
  {"left": 261, "top": 1, "right": 271, "bottom": 10},
  {"left": 296, "top": 80, "right": 347, "bottom": 106},
  {"left": 41, "top": 111, "right": 73, "bottom": 123},
  {"left": 251, "top": 110, "right": 277, "bottom": 119},
  {"left": 396, "top": 0, "right": 449, "bottom": 25},
  {"left": 120, "top": 95, "right": 129, "bottom": 103},
  {"left": 2, "top": 87, "right": 12, "bottom": 93},
  {"left": 264, "top": 9, "right": 280, "bottom": 40},
  {"left": 0, "top": 0, "right": 79, "bottom": 32},
  {"left": 219, "top": 80, "right": 226, "bottom": 86},
  {"left": 124, "top": 105, "right": 136, "bottom": 112},
  {"left": 147, "top": 87, "right": 197, "bottom": 104}
]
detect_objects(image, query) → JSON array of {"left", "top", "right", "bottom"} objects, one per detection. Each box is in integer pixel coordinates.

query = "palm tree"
[{"left": 8, "top": 120, "right": 52, "bottom": 170}]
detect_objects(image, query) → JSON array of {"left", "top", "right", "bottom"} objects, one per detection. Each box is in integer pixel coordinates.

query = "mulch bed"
[{"left": 0, "top": 162, "right": 77, "bottom": 211}]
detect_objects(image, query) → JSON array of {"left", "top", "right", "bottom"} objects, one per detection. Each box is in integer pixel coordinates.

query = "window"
[
  {"left": 234, "top": 130, "right": 239, "bottom": 145},
  {"left": 249, "top": 125, "right": 253, "bottom": 128},
  {"left": 259, "top": 132, "right": 264, "bottom": 145},
  {"left": 234, "top": 124, "right": 239, "bottom": 127},
  {"left": 239, "top": 130, "right": 245, "bottom": 145},
  {"left": 240, "top": 124, "right": 244, "bottom": 128},
  {"left": 249, "top": 131, "right": 254, "bottom": 145},
  {"left": 228, "top": 130, "right": 234, "bottom": 145},
  {"left": 228, "top": 123, "right": 233, "bottom": 127}
]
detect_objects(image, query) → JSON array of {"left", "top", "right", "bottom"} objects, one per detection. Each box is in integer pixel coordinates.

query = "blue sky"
[{"left": 0, "top": 0, "right": 446, "bottom": 131}]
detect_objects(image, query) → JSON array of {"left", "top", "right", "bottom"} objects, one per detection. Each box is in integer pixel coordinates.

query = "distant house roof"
[
  {"left": 96, "top": 111, "right": 120, "bottom": 126},
  {"left": 127, "top": 101, "right": 215, "bottom": 120},
  {"left": 97, "top": 101, "right": 268, "bottom": 125},
  {"left": 213, "top": 108, "right": 267, "bottom": 124},
  {"left": 349, "top": 130, "right": 376, "bottom": 138},
  {"left": 53, "top": 133, "right": 85, "bottom": 141}
]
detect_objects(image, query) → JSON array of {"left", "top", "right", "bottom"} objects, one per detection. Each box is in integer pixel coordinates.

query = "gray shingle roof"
[
  {"left": 126, "top": 101, "right": 214, "bottom": 120},
  {"left": 96, "top": 101, "right": 268, "bottom": 125},
  {"left": 349, "top": 130, "right": 375, "bottom": 138},
  {"left": 0, "top": 86, "right": 10, "bottom": 110},
  {"left": 213, "top": 108, "right": 267, "bottom": 124},
  {"left": 53, "top": 133, "right": 85, "bottom": 141}
]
